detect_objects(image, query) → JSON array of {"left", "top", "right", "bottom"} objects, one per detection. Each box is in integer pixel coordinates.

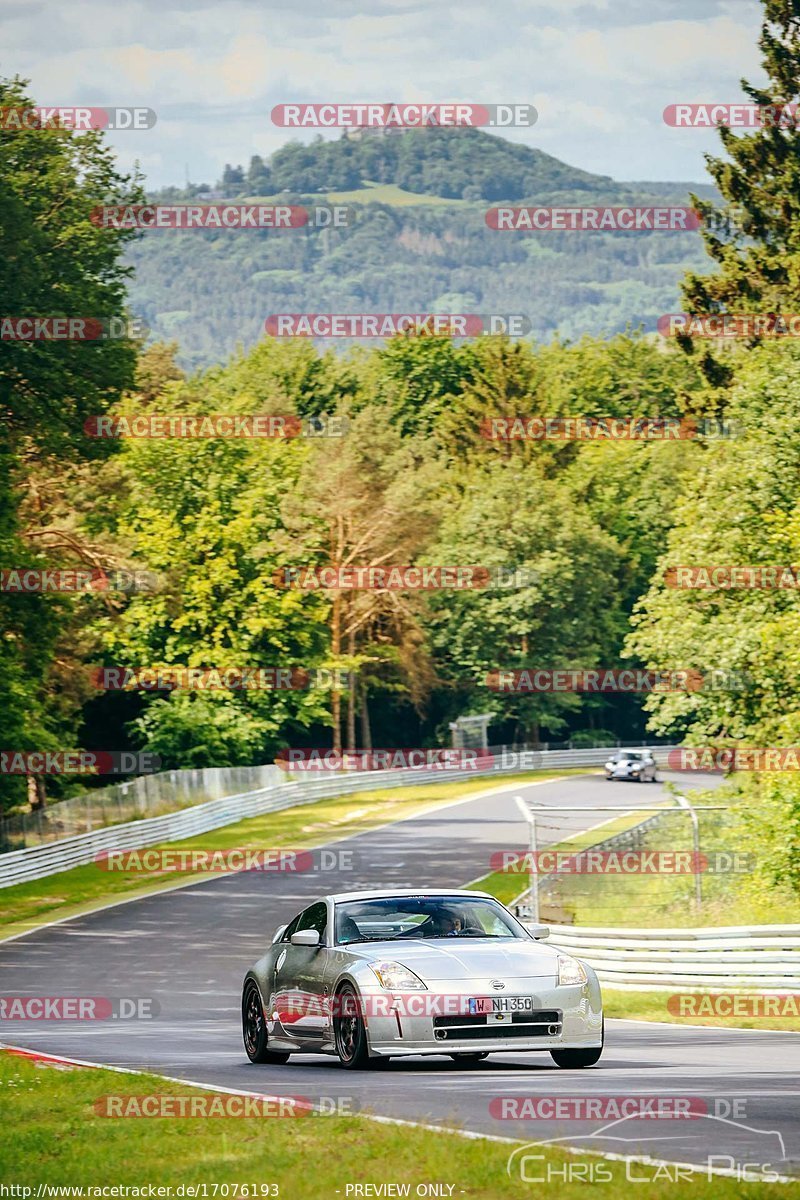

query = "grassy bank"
[
  {"left": 0, "top": 1051, "right": 793, "bottom": 1196},
  {"left": 470, "top": 793, "right": 800, "bottom": 927},
  {"left": 603, "top": 989, "right": 800, "bottom": 1032}
]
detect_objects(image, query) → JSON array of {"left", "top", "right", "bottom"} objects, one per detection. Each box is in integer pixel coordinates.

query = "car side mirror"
[
  {"left": 291, "top": 929, "right": 321, "bottom": 947},
  {"left": 272, "top": 924, "right": 287, "bottom": 944},
  {"left": 529, "top": 924, "right": 550, "bottom": 940}
]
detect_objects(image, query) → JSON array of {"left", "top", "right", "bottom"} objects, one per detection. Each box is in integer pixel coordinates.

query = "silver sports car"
[{"left": 241, "top": 889, "right": 603, "bottom": 1069}]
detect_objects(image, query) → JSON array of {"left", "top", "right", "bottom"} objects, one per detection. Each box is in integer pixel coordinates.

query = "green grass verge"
[
  {"left": 1, "top": 1051, "right": 794, "bottom": 1195},
  {"left": 0, "top": 771, "right": 583, "bottom": 940},
  {"left": 538, "top": 786, "right": 800, "bottom": 929},
  {"left": 603, "top": 989, "right": 800, "bottom": 1033},
  {"left": 470, "top": 810, "right": 800, "bottom": 1032}
]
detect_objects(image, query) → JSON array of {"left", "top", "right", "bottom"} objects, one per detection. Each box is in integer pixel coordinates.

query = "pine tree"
[{"left": 681, "top": 1, "right": 800, "bottom": 381}]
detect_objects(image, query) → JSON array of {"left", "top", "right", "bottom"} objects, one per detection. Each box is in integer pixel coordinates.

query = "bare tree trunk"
[
  {"left": 360, "top": 681, "right": 372, "bottom": 751},
  {"left": 331, "top": 592, "right": 342, "bottom": 754},
  {"left": 346, "top": 627, "right": 356, "bottom": 752}
]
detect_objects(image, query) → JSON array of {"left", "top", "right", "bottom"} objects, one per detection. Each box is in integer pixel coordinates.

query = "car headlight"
[
  {"left": 369, "top": 961, "right": 427, "bottom": 990},
  {"left": 558, "top": 955, "right": 587, "bottom": 986}
]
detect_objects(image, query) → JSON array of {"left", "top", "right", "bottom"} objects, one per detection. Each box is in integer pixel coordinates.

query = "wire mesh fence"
[
  {"left": 512, "top": 805, "right": 750, "bottom": 928},
  {"left": 0, "top": 764, "right": 284, "bottom": 852},
  {"left": 0, "top": 737, "right": 675, "bottom": 855}
]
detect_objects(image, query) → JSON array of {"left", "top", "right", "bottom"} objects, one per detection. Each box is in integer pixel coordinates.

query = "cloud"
[{"left": 2, "top": 0, "right": 764, "bottom": 186}]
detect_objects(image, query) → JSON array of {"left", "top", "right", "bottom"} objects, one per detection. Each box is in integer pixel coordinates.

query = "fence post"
[
  {"left": 677, "top": 794, "right": 702, "bottom": 913},
  {"left": 514, "top": 795, "right": 540, "bottom": 923}
]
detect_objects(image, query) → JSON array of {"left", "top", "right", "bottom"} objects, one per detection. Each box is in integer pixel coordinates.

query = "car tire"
[
  {"left": 550, "top": 1018, "right": 604, "bottom": 1069},
  {"left": 333, "top": 983, "right": 376, "bottom": 1070},
  {"left": 449, "top": 1053, "right": 489, "bottom": 1064},
  {"left": 242, "top": 980, "right": 290, "bottom": 1064}
]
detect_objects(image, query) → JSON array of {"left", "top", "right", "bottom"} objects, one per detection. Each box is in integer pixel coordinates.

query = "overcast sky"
[{"left": 3, "top": 0, "right": 765, "bottom": 189}]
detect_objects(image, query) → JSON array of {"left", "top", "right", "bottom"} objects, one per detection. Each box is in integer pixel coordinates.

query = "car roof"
[{"left": 326, "top": 888, "right": 493, "bottom": 904}]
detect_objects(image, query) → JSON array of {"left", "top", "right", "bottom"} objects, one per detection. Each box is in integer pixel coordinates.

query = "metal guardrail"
[
  {"left": 0, "top": 763, "right": 287, "bottom": 850},
  {"left": 539, "top": 923, "right": 800, "bottom": 992},
  {"left": 0, "top": 746, "right": 675, "bottom": 889}
]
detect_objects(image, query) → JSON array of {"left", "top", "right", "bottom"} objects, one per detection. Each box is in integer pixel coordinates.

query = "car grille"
[{"left": 432, "top": 1010, "right": 562, "bottom": 1041}]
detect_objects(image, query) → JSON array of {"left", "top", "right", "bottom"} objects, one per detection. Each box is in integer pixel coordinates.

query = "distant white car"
[{"left": 604, "top": 749, "right": 657, "bottom": 782}]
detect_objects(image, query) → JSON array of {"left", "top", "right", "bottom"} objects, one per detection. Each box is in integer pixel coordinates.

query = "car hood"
[{"left": 347, "top": 938, "right": 560, "bottom": 982}]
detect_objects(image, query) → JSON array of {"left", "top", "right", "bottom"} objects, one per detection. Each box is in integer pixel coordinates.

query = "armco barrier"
[
  {"left": 0, "top": 746, "right": 674, "bottom": 889},
  {"left": 540, "top": 923, "right": 800, "bottom": 992},
  {"left": 0, "top": 763, "right": 286, "bottom": 849}
]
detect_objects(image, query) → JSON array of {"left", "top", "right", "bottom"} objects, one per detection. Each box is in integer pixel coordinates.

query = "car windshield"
[
  {"left": 334, "top": 895, "right": 527, "bottom": 945},
  {"left": 619, "top": 752, "right": 642, "bottom": 761}
]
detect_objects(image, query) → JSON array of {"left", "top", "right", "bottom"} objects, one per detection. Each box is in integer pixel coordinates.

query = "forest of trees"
[
  {"left": 222, "top": 127, "right": 615, "bottom": 201},
  {"left": 134, "top": 128, "right": 718, "bottom": 371},
  {"left": 3, "top": 0, "right": 800, "bottom": 899},
  {"left": 126, "top": 193, "right": 711, "bottom": 372}
]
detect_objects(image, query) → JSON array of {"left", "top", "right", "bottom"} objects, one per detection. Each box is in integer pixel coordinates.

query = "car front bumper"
[{"left": 357, "top": 982, "right": 603, "bottom": 1058}]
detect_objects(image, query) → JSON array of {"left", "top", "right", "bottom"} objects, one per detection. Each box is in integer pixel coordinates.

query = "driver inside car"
[{"left": 427, "top": 908, "right": 464, "bottom": 936}]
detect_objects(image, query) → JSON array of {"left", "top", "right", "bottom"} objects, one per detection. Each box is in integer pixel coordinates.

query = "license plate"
[{"left": 468, "top": 996, "right": 533, "bottom": 1015}]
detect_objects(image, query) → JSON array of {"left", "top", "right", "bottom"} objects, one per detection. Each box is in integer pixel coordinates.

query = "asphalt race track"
[{"left": 2, "top": 771, "right": 798, "bottom": 1181}]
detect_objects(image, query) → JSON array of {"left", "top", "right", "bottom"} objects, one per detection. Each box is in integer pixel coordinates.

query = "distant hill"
[
  {"left": 129, "top": 129, "right": 715, "bottom": 370},
  {"left": 153, "top": 127, "right": 618, "bottom": 205},
  {"left": 264, "top": 127, "right": 615, "bottom": 201},
  {"left": 620, "top": 179, "right": 719, "bottom": 201}
]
